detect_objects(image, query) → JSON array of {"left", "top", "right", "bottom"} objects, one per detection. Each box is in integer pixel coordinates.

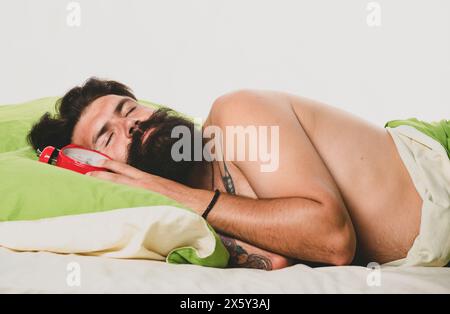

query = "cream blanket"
[{"left": 385, "top": 125, "right": 450, "bottom": 266}]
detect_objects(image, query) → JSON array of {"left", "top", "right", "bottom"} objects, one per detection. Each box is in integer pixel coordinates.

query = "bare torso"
[{"left": 208, "top": 92, "right": 422, "bottom": 265}]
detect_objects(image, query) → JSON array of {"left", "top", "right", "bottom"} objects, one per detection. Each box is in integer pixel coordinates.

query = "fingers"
[
  {"left": 86, "top": 170, "right": 136, "bottom": 187},
  {"left": 97, "top": 159, "right": 144, "bottom": 179}
]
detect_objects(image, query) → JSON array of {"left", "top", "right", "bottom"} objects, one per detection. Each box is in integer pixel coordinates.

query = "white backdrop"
[{"left": 0, "top": 0, "right": 449, "bottom": 125}]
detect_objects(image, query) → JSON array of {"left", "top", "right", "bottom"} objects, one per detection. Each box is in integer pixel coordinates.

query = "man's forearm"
[{"left": 149, "top": 175, "right": 352, "bottom": 264}]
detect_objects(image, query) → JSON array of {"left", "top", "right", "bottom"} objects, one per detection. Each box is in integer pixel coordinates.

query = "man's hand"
[{"left": 86, "top": 159, "right": 165, "bottom": 192}]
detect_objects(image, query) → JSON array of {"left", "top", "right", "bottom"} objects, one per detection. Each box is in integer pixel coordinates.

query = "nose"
[{"left": 126, "top": 119, "right": 141, "bottom": 138}]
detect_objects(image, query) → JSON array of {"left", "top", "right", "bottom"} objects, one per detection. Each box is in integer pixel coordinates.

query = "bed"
[
  {"left": 1, "top": 247, "right": 449, "bottom": 294},
  {"left": 2, "top": 98, "right": 449, "bottom": 294}
]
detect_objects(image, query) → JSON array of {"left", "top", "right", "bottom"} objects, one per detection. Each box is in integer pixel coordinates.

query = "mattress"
[{"left": 1, "top": 247, "right": 449, "bottom": 293}]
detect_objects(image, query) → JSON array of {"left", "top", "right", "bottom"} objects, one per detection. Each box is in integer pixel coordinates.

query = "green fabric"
[
  {"left": 0, "top": 97, "right": 229, "bottom": 268},
  {"left": 385, "top": 118, "right": 450, "bottom": 159}
]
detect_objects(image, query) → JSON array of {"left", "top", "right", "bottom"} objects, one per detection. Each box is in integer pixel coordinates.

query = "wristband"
[{"left": 202, "top": 189, "right": 221, "bottom": 220}]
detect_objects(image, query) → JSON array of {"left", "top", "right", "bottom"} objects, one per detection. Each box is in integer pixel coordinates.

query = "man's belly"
[{"left": 291, "top": 98, "right": 423, "bottom": 264}]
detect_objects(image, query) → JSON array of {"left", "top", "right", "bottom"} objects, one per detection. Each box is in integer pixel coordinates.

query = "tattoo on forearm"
[
  {"left": 217, "top": 170, "right": 273, "bottom": 270},
  {"left": 220, "top": 235, "right": 273, "bottom": 270}
]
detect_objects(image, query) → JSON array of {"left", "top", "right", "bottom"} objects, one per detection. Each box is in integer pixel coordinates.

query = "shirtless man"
[{"left": 28, "top": 78, "right": 443, "bottom": 270}]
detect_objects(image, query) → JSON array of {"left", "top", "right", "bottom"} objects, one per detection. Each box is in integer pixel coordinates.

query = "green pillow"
[{"left": 0, "top": 97, "right": 229, "bottom": 267}]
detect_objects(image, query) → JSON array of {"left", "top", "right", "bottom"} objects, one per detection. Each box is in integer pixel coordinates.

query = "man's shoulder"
[{"left": 207, "top": 89, "right": 292, "bottom": 127}]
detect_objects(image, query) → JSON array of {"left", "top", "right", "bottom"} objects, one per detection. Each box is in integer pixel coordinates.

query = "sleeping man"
[{"left": 27, "top": 78, "right": 450, "bottom": 270}]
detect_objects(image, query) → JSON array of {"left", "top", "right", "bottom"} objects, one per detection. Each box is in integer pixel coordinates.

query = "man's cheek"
[{"left": 102, "top": 146, "right": 127, "bottom": 164}]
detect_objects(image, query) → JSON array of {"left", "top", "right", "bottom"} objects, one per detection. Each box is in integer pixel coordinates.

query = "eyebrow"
[{"left": 92, "top": 98, "right": 130, "bottom": 147}]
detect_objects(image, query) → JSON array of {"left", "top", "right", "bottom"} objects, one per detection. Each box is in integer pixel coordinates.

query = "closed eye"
[
  {"left": 125, "top": 107, "right": 137, "bottom": 117},
  {"left": 105, "top": 133, "right": 113, "bottom": 147}
]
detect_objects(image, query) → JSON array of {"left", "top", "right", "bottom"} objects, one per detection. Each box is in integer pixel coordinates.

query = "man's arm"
[
  {"left": 204, "top": 89, "right": 356, "bottom": 265},
  {"left": 154, "top": 181, "right": 355, "bottom": 265}
]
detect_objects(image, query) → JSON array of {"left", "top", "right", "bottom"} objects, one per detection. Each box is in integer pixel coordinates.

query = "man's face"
[
  {"left": 72, "top": 94, "right": 200, "bottom": 185},
  {"left": 72, "top": 95, "right": 155, "bottom": 162}
]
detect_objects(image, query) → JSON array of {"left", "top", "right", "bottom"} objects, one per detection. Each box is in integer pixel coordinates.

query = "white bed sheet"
[{"left": 1, "top": 247, "right": 449, "bottom": 293}]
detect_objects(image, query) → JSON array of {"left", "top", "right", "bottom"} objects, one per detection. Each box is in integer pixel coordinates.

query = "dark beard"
[{"left": 126, "top": 107, "right": 203, "bottom": 186}]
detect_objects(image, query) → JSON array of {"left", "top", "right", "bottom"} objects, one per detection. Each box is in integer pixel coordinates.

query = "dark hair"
[{"left": 27, "top": 77, "right": 136, "bottom": 151}]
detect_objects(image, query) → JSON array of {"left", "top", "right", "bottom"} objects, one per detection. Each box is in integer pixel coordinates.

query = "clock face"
[{"left": 63, "top": 147, "right": 108, "bottom": 166}]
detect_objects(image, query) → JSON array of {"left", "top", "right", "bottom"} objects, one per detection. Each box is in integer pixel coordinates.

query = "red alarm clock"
[{"left": 37, "top": 144, "right": 112, "bottom": 174}]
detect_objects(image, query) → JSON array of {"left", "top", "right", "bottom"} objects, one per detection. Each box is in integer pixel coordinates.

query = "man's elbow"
[
  {"left": 319, "top": 197, "right": 356, "bottom": 266},
  {"left": 328, "top": 222, "right": 357, "bottom": 266},
  {"left": 289, "top": 221, "right": 356, "bottom": 266}
]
